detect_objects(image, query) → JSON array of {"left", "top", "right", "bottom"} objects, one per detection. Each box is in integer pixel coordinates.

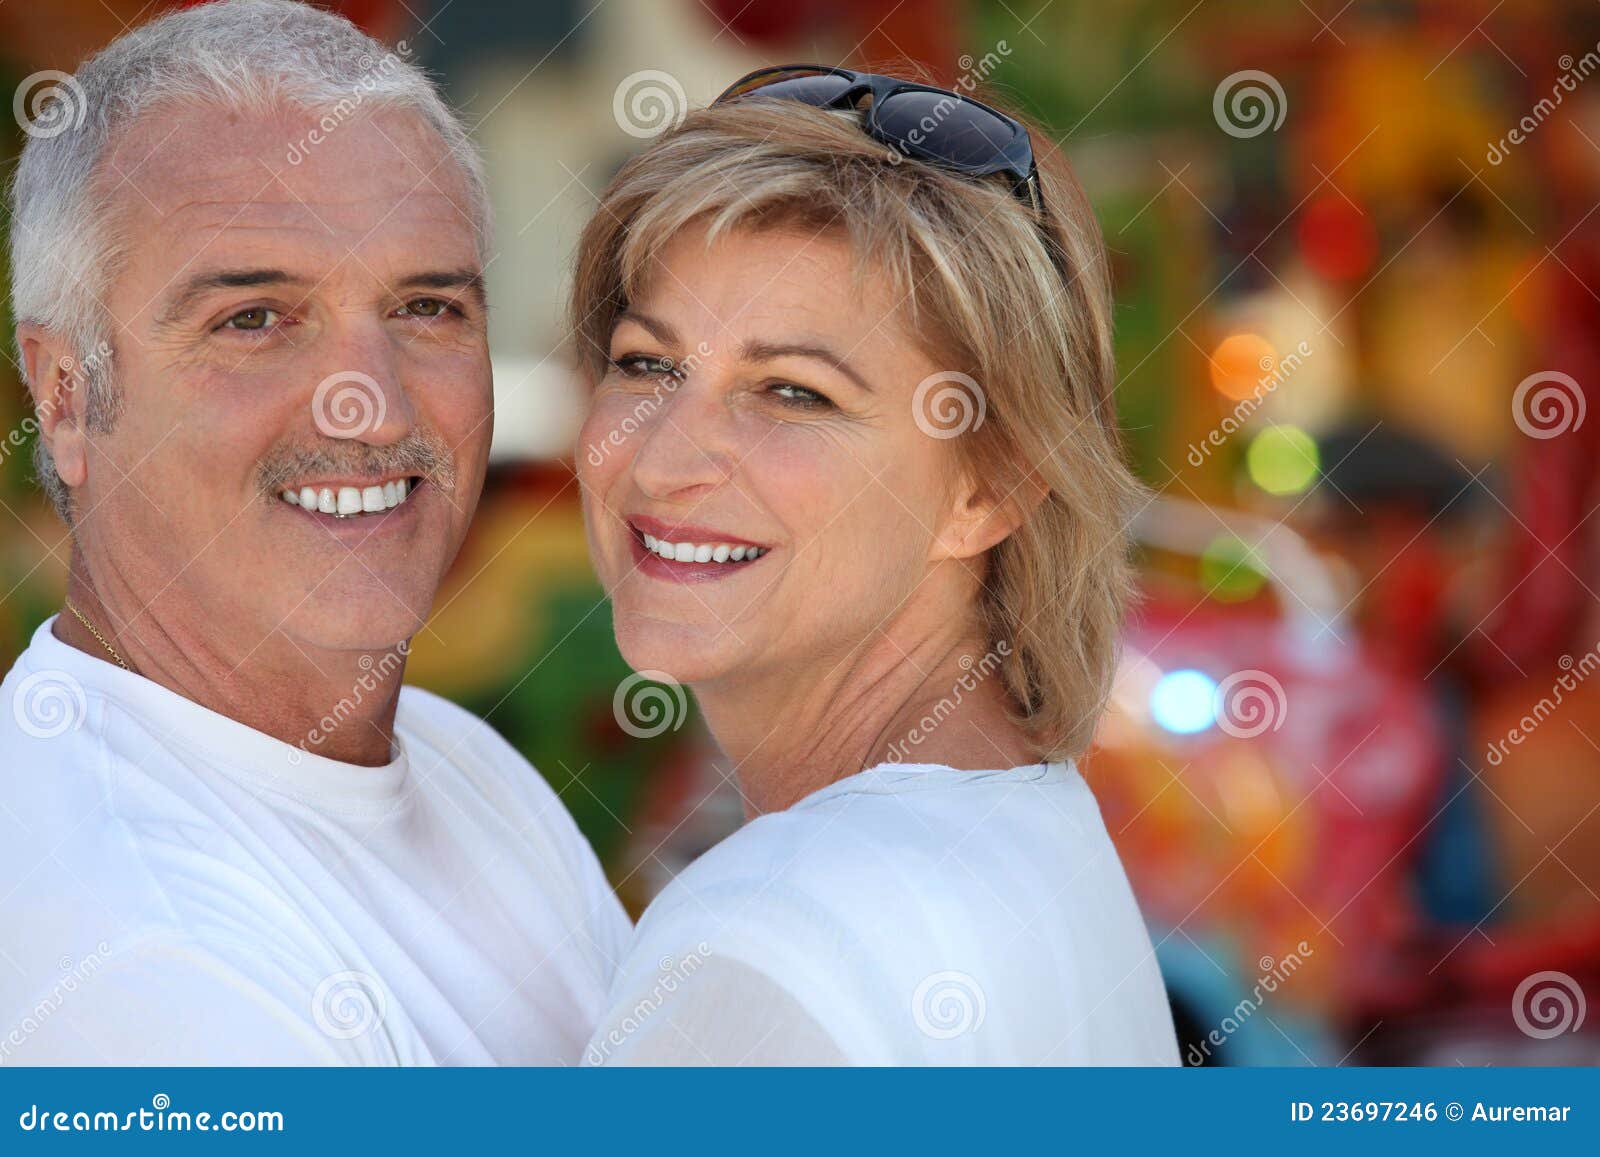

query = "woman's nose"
[{"left": 628, "top": 388, "right": 736, "bottom": 502}]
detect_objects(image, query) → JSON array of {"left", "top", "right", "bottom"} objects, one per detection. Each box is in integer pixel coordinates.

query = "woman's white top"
[{"left": 587, "top": 760, "right": 1179, "bottom": 1065}]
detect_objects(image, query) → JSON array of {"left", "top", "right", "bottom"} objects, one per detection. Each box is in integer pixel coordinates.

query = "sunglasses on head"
[{"left": 714, "top": 65, "right": 1044, "bottom": 215}]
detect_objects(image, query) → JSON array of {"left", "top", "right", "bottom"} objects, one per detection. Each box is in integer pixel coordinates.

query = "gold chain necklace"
[{"left": 62, "top": 598, "right": 132, "bottom": 672}]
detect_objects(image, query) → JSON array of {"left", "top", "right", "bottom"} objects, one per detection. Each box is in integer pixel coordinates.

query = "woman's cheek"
[{"left": 576, "top": 394, "right": 640, "bottom": 489}]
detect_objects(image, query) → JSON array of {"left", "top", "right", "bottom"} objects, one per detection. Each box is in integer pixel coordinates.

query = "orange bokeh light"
[{"left": 1209, "top": 332, "right": 1280, "bottom": 402}]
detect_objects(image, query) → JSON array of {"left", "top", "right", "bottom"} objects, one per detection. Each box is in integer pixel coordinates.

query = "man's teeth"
[
  {"left": 280, "top": 478, "right": 412, "bottom": 517},
  {"left": 641, "top": 532, "right": 766, "bottom": 563}
]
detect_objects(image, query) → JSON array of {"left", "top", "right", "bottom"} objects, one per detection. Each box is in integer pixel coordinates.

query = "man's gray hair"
[{"left": 8, "top": 0, "right": 491, "bottom": 523}]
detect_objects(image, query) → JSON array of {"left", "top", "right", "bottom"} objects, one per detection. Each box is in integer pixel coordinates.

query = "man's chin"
[{"left": 275, "top": 592, "right": 432, "bottom": 657}]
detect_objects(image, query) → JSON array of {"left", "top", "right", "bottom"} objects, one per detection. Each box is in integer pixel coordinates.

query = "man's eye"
[
  {"left": 221, "top": 307, "right": 281, "bottom": 331},
  {"left": 397, "top": 297, "right": 455, "bottom": 318}
]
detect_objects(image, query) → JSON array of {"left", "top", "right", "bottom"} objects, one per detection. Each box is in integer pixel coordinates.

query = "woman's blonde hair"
[{"left": 569, "top": 94, "right": 1147, "bottom": 759}]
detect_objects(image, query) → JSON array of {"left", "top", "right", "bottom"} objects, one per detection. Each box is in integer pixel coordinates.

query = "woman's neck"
[{"left": 693, "top": 609, "right": 1041, "bottom": 817}]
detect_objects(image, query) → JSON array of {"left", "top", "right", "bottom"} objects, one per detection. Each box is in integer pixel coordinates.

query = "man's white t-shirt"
[
  {"left": 0, "top": 617, "right": 629, "bottom": 1065},
  {"left": 587, "top": 760, "right": 1179, "bottom": 1066}
]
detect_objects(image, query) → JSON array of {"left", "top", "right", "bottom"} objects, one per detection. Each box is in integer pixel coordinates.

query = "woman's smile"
[{"left": 625, "top": 514, "right": 773, "bottom": 584}]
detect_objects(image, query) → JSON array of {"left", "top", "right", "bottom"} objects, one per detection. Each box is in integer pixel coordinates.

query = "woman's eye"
[
  {"left": 397, "top": 297, "right": 455, "bottom": 318},
  {"left": 609, "top": 354, "right": 680, "bottom": 379},
  {"left": 769, "top": 382, "right": 832, "bottom": 409},
  {"left": 221, "top": 307, "right": 281, "bottom": 331}
]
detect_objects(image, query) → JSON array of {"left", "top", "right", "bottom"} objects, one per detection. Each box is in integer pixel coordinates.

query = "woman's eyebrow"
[
  {"left": 615, "top": 309, "right": 680, "bottom": 346},
  {"left": 740, "top": 339, "right": 873, "bottom": 392}
]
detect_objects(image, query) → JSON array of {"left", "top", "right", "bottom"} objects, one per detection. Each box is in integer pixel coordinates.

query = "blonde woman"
[{"left": 573, "top": 66, "right": 1178, "bottom": 1065}]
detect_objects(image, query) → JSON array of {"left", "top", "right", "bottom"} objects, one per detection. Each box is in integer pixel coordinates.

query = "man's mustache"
[{"left": 255, "top": 431, "right": 457, "bottom": 498}]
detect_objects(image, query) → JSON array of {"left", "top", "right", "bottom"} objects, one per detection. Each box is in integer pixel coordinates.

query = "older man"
[{"left": 0, "top": 0, "right": 626, "bottom": 1064}]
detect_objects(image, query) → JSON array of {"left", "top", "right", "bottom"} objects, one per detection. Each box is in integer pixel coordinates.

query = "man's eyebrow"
[
  {"left": 614, "top": 309, "right": 681, "bottom": 347},
  {"left": 740, "top": 339, "right": 874, "bottom": 393},
  {"left": 157, "top": 268, "right": 306, "bottom": 324},
  {"left": 394, "top": 269, "right": 486, "bottom": 308}
]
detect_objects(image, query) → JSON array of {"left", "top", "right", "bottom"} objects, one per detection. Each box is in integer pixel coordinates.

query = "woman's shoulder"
[
  {"left": 672, "top": 759, "right": 1105, "bottom": 891},
  {"left": 629, "top": 759, "right": 1118, "bottom": 988},
  {"left": 614, "top": 759, "right": 1176, "bottom": 1063}
]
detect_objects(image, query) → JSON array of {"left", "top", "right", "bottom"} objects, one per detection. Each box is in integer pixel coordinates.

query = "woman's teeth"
[
  {"left": 641, "top": 532, "right": 766, "bottom": 564},
  {"left": 280, "top": 478, "right": 412, "bottom": 517}
]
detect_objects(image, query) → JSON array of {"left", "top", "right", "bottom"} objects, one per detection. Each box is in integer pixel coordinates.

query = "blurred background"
[{"left": 3, "top": 0, "right": 1599, "bottom": 1065}]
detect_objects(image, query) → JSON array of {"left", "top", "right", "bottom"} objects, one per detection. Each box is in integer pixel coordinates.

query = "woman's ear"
[
  {"left": 932, "top": 463, "right": 1048, "bottom": 562},
  {"left": 17, "top": 324, "right": 91, "bottom": 488}
]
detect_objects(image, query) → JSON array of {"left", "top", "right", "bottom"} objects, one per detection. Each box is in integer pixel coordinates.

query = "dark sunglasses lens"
[
  {"left": 721, "top": 70, "right": 856, "bottom": 106},
  {"left": 874, "top": 90, "right": 1021, "bottom": 169}
]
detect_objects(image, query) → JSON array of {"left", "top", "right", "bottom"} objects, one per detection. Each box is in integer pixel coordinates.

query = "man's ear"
[
  {"left": 17, "top": 324, "right": 89, "bottom": 488},
  {"left": 931, "top": 464, "right": 1049, "bottom": 563}
]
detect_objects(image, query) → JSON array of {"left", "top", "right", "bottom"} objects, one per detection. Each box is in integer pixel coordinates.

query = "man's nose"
[{"left": 309, "top": 330, "right": 416, "bottom": 445}]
